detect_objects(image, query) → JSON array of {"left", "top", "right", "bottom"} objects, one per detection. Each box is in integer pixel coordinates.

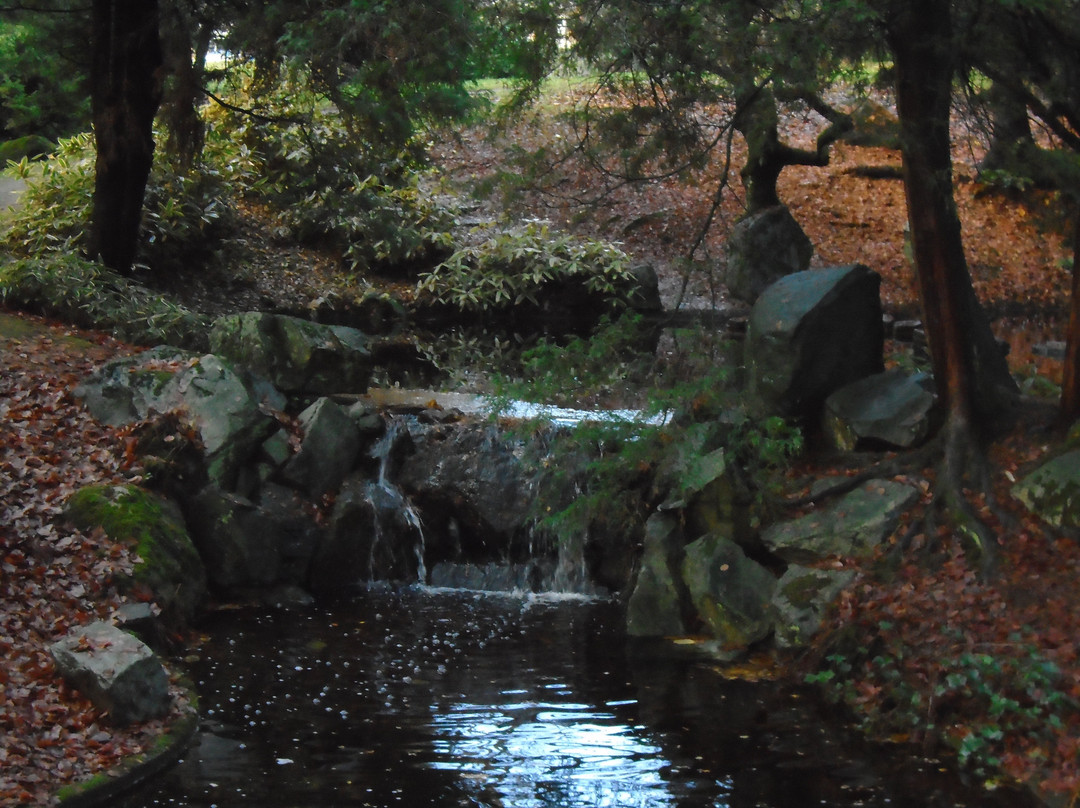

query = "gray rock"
[
  {"left": 824, "top": 370, "right": 937, "bottom": 450},
  {"left": 724, "top": 205, "right": 814, "bottom": 303},
  {"left": 64, "top": 484, "right": 207, "bottom": 626},
  {"left": 626, "top": 513, "right": 690, "bottom": 637},
  {"left": 771, "top": 566, "right": 855, "bottom": 649},
  {"left": 75, "top": 348, "right": 276, "bottom": 488},
  {"left": 310, "top": 474, "right": 423, "bottom": 593},
  {"left": 762, "top": 479, "right": 918, "bottom": 564},
  {"left": 184, "top": 486, "right": 281, "bottom": 591},
  {"left": 209, "top": 311, "right": 373, "bottom": 395},
  {"left": 745, "top": 265, "right": 884, "bottom": 418},
  {"left": 396, "top": 421, "right": 533, "bottom": 548},
  {"left": 49, "top": 622, "right": 171, "bottom": 726},
  {"left": 1012, "top": 449, "right": 1080, "bottom": 528},
  {"left": 281, "top": 398, "right": 361, "bottom": 498},
  {"left": 681, "top": 532, "right": 776, "bottom": 650}
]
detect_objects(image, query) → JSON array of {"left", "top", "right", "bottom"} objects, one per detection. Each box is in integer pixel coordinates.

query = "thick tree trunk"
[
  {"left": 1059, "top": 210, "right": 1080, "bottom": 423},
  {"left": 888, "top": 0, "right": 1018, "bottom": 439},
  {"left": 89, "top": 0, "right": 164, "bottom": 275}
]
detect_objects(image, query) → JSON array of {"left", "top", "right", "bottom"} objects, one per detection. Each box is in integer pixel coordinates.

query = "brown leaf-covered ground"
[
  {"left": 1, "top": 89, "right": 1077, "bottom": 805},
  {"left": 0, "top": 315, "right": 193, "bottom": 807}
]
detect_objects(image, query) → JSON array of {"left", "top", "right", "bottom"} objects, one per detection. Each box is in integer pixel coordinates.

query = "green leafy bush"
[
  {"left": 417, "top": 220, "right": 638, "bottom": 313},
  {"left": 204, "top": 80, "right": 455, "bottom": 274},
  {"left": 0, "top": 253, "right": 209, "bottom": 348}
]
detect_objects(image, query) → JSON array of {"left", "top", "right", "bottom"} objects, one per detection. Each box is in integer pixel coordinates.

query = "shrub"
[{"left": 417, "top": 220, "right": 638, "bottom": 313}]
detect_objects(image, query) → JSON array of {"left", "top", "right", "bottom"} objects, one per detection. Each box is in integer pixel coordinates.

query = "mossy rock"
[
  {"left": 0, "top": 134, "right": 54, "bottom": 164},
  {"left": 1013, "top": 449, "right": 1080, "bottom": 528},
  {"left": 65, "top": 484, "right": 208, "bottom": 625}
]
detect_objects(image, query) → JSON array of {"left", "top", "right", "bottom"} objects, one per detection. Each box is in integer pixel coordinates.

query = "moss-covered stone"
[
  {"left": 1013, "top": 449, "right": 1080, "bottom": 528},
  {"left": 65, "top": 484, "right": 207, "bottom": 625}
]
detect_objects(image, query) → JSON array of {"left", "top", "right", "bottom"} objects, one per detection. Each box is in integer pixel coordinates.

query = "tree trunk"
[
  {"left": 1059, "top": 209, "right": 1080, "bottom": 424},
  {"left": 888, "top": 0, "right": 1018, "bottom": 439},
  {"left": 88, "top": 0, "right": 164, "bottom": 275},
  {"left": 160, "top": 0, "right": 207, "bottom": 168}
]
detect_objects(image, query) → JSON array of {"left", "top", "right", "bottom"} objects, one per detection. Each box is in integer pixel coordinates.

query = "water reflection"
[{"left": 117, "top": 588, "right": 1036, "bottom": 808}]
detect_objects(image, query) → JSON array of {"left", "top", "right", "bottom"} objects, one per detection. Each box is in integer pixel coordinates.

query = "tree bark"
[
  {"left": 887, "top": 0, "right": 1017, "bottom": 439},
  {"left": 88, "top": 0, "right": 164, "bottom": 275},
  {"left": 1059, "top": 209, "right": 1080, "bottom": 424}
]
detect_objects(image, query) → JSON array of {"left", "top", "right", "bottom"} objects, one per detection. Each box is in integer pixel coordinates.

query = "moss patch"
[{"left": 65, "top": 484, "right": 207, "bottom": 624}]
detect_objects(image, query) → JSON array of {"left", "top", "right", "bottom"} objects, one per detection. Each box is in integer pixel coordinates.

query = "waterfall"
[{"left": 366, "top": 415, "right": 427, "bottom": 585}]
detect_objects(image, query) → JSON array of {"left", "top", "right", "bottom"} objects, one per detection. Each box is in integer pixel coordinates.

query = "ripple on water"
[{"left": 117, "top": 588, "right": 1039, "bottom": 808}]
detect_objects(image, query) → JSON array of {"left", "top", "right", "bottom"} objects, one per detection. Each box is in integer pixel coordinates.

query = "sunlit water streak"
[{"left": 117, "top": 588, "right": 1036, "bottom": 808}]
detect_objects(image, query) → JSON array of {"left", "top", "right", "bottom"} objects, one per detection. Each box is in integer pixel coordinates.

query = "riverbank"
[{"left": 0, "top": 311, "right": 198, "bottom": 806}]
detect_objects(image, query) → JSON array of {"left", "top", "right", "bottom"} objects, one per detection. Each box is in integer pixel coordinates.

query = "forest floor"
[{"left": 2, "top": 89, "right": 1079, "bottom": 805}]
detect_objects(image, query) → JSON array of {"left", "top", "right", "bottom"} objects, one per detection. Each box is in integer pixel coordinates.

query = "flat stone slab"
[{"left": 50, "top": 621, "right": 171, "bottom": 726}]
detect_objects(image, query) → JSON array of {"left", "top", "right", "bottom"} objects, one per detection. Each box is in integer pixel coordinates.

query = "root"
[{"left": 779, "top": 416, "right": 1001, "bottom": 577}]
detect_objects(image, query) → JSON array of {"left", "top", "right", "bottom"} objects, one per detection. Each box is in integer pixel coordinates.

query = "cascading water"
[{"left": 365, "top": 415, "right": 428, "bottom": 584}]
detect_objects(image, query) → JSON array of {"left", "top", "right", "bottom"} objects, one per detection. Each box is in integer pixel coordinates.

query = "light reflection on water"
[
  {"left": 426, "top": 696, "right": 685, "bottom": 808},
  {"left": 116, "top": 588, "right": 1036, "bottom": 808}
]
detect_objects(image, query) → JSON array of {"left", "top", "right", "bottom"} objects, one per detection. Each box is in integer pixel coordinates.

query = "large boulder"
[
  {"left": 681, "top": 532, "right": 776, "bottom": 652},
  {"left": 1012, "top": 450, "right": 1080, "bottom": 529},
  {"left": 184, "top": 486, "right": 282, "bottom": 591},
  {"left": 50, "top": 622, "right": 171, "bottom": 726},
  {"left": 64, "top": 484, "right": 207, "bottom": 626},
  {"left": 762, "top": 479, "right": 918, "bottom": 564},
  {"left": 745, "top": 265, "right": 884, "bottom": 419},
  {"left": 723, "top": 205, "right": 814, "bottom": 304},
  {"left": 75, "top": 347, "right": 276, "bottom": 488},
  {"left": 626, "top": 513, "right": 690, "bottom": 637},
  {"left": 280, "top": 397, "right": 362, "bottom": 498},
  {"left": 309, "top": 473, "right": 423, "bottom": 594},
  {"left": 395, "top": 420, "right": 534, "bottom": 556},
  {"left": 770, "top": 566, "right": 855, "bottom": 649},
  {"left": 824, "top": 370, "right": 937, "bottom": 451},
  {"left": 209, "top": 311, "right": 373, "bottom": 395}
]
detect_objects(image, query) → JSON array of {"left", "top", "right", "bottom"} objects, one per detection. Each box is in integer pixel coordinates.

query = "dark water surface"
[{"left": 119, "top": 588, "right": 1035, "bottom": 808}]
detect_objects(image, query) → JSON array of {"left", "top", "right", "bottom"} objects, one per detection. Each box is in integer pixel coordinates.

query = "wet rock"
[
  {"left": 823, "top": 369, "right": 937, "bottom": 451},
  {"left": 723, "top": 205, "right": 814, "bottom": 304},
  {"left": 626, "top": 513, "right": 690, "bottom": 637},
  {"left": 1012, "top": 449, "right": 1080, "bottom": 528},
  {"left": 681, "top": 532, "right": 776, "bottom": 651},
  {"left": 257, "top": 483, "right": 324, "bottom": 584},
  {"left": 762, "top": 479, "right": 918, "bottom": 564},
  {"left": 49, "top": 622, "right": 171, "bottom": 726},
  {"left": 184, "top": 486, "right": 281, "bottom": 591},
  {"left": 281, "top": 397, "right": 361, "bottom": 498},
  {"left": 64, "top": 484, "right": 207, "bottom": 626},
  {"left": 396, "top": 421, "right": 533, "bottom": 553},
  {"left": 209, "top": 311, "right": 373, "bottom": 395},
  {"left": 745, "top": 264, "right": 884, "bottom": 419},
  {"left": 310, "top": 473, "right": 422, "bottom": 594},
  {"left": 771, "top": 566, "right": 855, "bottom": 649}
]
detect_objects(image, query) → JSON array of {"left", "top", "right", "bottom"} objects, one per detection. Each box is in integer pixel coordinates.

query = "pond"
[{"left": 118, "top": 587, "right": 1037, "bottom": 808}]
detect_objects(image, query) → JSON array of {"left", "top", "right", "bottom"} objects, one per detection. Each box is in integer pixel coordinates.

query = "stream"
[{"left": 118, "top": 587, "right": 1037, "bottom": 808}]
